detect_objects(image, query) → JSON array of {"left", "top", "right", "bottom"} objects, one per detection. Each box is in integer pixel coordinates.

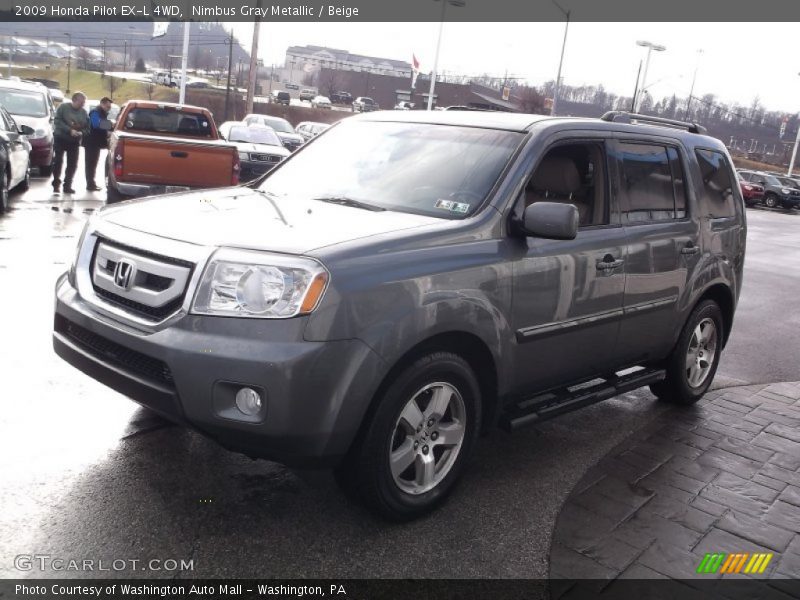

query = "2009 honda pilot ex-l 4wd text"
[{"left": 53, "top": 110, "right": 746, "bottom": 520}]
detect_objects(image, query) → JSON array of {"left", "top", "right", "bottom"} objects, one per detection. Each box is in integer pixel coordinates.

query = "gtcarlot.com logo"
[{"left": 696, "top": 552, "right": 773, "bottom": 575}]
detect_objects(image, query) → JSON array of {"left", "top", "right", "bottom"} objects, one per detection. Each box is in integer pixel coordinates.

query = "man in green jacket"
[{"left": 52, "top": 92, "right": 88, "bottom": 195}]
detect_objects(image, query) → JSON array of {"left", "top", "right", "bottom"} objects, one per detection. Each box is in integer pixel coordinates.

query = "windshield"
[
  {"left": 776, "top": 177, "right": 798, "bottom": 187},
  {"left": 261, "top": 117, "right": 293, "bottom": 134},
  {"left": 229, "top": 126, "right": 281, "bottom": 146},
  {"left": 259, "top": 120, "right": 523, "bottom": 219},
  {"left": 0, "top": 88, "right": 48, "bottom": 117}
]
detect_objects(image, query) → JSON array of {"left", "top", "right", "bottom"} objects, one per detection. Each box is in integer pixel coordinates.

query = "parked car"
[
  {"left": 105, "top": 100, "right": 240, "bottom": 203},
  {"left": 394, "top": 101, "right": 414, "bottom": 110},
  {"left": 48, "top": 89, "right": 64, "bottom": 104},
  {"left": 270, "top": 90, "right": 291, "bottom": 106},
  {"left": 295, "top": 121, "right": 330, "bottom": 141},
  {"left": 331, "top": 91, "right": 353, "bottom": 105},
  {"left": 0, "top": 79, "right": 54, "bottom": 176},
  {"left": 154, "top": 72, "right": 183, "bottom": 87},
  {"left": 311, "top": 95, "right": 332, "bottom": 109},
  {"left": 738, "top": 170, "right": 800, "bottom": 209},
  {"left": 299, "top": 89, "right": 317, "bottom": 102},
  {"left": 242, "top": 114, "right": 304, "bottom": 151},
  {"left": 54, "top": 110, "right": 745, "bottom": 520},
  {"left": 0, "top": 105, "right": 32, "bottom": 212},
  {"left": 218, "top": 121, "right": 291, "bottom": 182},
  {"left": 737, "top": 173, "right": 764, "bottom": 205},
  {"left": 352, "top": 96, "right": 378, "bottom": 112},
  {"left": 285, "top": 83, "right": 300, "bottom": 91}
]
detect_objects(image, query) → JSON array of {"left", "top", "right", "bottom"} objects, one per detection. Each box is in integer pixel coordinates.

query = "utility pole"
[
  {"left": 551, "top": 0, "right": 570, "bottom": 116},
  {"left": 7, "top": 32, "right": 15, "bottom": 79},
  {"left": 246, "top": 7, "right": 261, "bottom": 115},
  {"left": 101, "top": 40, "right": 106, "bottom": 71},
  {"left": 65, "top": 33, "right": 72, "bottom": 94},
  {"left": 224, "top": 27, "right": 234, "bottom": 121},
  {"left": 178, "top": 23, "right": 190, "bottom": 104},
  {"left": 684, "top": 49, "right": 703, "bottom": 119}
]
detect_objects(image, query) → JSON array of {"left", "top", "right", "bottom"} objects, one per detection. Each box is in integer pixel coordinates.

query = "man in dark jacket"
[
  {"left": 52, "top": 92, "right": 88, "bottom": 194},
  {"left": 84, "top": 97, "right": 112, "bottom": 192}
]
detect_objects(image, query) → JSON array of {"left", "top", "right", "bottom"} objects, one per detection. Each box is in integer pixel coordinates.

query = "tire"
[
  {"left": 764, "top": 193, "right": 778, "bottom": 209},
  {"left": 649, "top": 299, "right": 724, "bottom": 405},
  {"left": 335, "top": 351, "right": 481, "bottom": 521},
  {"left": 0, "top": 169, "right": 9, "bottom": 213}
]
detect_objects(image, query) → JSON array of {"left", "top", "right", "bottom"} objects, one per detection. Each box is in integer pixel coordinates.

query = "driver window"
[{"left": 523, "top": 142, "right": 609, "bottom": 227}]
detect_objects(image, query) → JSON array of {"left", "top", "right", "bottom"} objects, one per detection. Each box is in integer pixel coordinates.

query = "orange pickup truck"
[{"left": 106, "top": 101, "right": 240, "bottom": 203}]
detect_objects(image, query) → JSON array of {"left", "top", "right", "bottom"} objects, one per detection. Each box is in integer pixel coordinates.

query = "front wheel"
[
  {"left": 0, "top": 170, "right": 9, "bottom": 213},
  {"left": 335, "top": 351, "right": 481, "bottom": 520},
  {"left": 764, "top": 194, "right": 778, "bottom": 209},
  {"left": 650, "top": 299, "right": 723, "bottom": 405}
]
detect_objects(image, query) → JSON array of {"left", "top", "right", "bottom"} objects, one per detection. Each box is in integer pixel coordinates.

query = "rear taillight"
[
  {"left": 232, "top": 150, "right": 240, "bottom": 186},
  {"left": 113, "top": 139, "right": 124, "bottom": 179}
]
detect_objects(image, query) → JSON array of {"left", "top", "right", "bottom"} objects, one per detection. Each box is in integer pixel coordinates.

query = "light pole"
[
  {"left": 684, "top": 49, "right": 703, "bottom": 119},
  {"left": 223, "top": 28, "right": 234, "bottom": 122},
  {"left": 7, "top": 32, "right": 16, "bottom": 79},
  {"left": 427, "top": 0, "right": 465, "bottom": 111},
  {"left": 65, "top": 33, "right": 72, "bottom": 94},
  {"left": 551, "top": 0, "right": 570, "bottom": 116},
  {"left": 787, "top": 73, "right": 800, "bottom": 177},
  {"left": 634, "top": 40, "right": 665, "bottom": 113}
]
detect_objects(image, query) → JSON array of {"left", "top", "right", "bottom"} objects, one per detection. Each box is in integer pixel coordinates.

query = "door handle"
[
  {"left": 170, "top": 151, "right": 188, "bottom": 158},
  {"left": 680, "top": 244, "right": 699, "bottom": 255},
  {"left": 596, "top": 255, "right": 624, "bottom": 271}
]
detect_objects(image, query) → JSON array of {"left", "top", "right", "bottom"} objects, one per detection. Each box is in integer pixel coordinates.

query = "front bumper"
[
  {"left": 239, "top": 160, "right": 277, "bottom": 182},
  {"left": 112, "top": 180, "right": 192, "bottom": 198},
  {"left": 53, "top": 273, "right": 386, "bottom": 467},
  {"left": 783, "top": 195, "right": 800, "bottom": 208},
  {"left": 29, "top": 138, "right": 53, "bottom": 167}
]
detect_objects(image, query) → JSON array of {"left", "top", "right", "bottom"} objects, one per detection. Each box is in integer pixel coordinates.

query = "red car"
[{"left": 738, "top": 173, "right": 764, "bottom": 205}]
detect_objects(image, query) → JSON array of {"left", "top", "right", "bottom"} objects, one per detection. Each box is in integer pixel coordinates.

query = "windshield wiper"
[{"left": 312, "top": 196, "right": 386, "bottom": 212}]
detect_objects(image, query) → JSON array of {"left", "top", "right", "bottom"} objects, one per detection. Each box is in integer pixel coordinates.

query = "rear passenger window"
[
  {"left": 618, "top": 142, "right": 687, "bottom": 222},
  {"left": 695, "top": 149, "right": 737, "bottom": 218}
]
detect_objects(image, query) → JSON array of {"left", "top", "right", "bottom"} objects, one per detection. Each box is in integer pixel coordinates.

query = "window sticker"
[{"left": 435, "top": 199, "right": 470, "bottom": 214}]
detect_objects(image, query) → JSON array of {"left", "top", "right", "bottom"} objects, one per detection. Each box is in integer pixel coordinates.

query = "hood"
[
  {"left": 231, "top": 141, "right": 291, "bottom": 157},
  {"left": 100, "top": 187, "right": 440, "bottom": 255}
]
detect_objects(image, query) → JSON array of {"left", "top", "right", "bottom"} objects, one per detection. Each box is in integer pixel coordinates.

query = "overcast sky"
[{"left": 230, "top": 21, "right": 799, "bottom": 113}]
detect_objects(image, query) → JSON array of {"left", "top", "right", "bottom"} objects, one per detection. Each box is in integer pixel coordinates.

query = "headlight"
[
  {"left": 744, "top": 185, "right": 753, "bottom": 191},
  {"left": 191, "top": 249, "right": 328, "bottom": 318},
  {"left": 238, "top": 151, "right": 250, "bottom": 161},
  {"left": 781, "top": 188, "right": 792, "bottom": 194},
  {"left": 26, "top": 128, "right": 48, "bottom": 140}
]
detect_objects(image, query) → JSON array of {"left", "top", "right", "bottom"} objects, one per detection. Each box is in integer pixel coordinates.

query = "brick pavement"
[{"left": 549, "top": 382, "right": 800, "bottom": 595}]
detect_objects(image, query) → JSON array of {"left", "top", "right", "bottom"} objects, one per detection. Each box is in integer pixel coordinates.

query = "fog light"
[{"left": 235, "top": 387, "right": 262, "bottom": 416}]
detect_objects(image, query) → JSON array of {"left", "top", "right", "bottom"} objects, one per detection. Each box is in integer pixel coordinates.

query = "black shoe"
[
  {"left": 63, "top": 186, "right": 76, "bottom": 194},
  {"left": 86, "top": 184, "right": 102, "bottom": 192},
  {"left": 52, "top": 183, "right": 60, "bottom": 193}
]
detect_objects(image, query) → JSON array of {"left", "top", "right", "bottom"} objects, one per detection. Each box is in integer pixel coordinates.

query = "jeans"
[
  {"left": 84, "top": 143, "right": 103, "bottom": 188},
  {"left": 52, "top": 139, "right": 80, "bottom": 188}
]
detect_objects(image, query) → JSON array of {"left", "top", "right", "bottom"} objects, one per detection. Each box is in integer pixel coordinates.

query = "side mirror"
[
  {"left": 18, "top": 124, "right": 34, "bottom": 136},
  {"left": 520, "top": 202, "right": 579, "bottom": 240}
]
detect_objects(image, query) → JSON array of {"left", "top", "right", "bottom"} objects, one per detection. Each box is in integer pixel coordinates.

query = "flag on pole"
[
  {"left": 411, "top": 53, "right": 420, "bottom": 89},
  {"left": 152, "top": 22, "right": 169, "bottom": 39}
]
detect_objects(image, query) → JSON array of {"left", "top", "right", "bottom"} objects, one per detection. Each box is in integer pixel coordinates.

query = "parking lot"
[{"left": 0, "top": 161, "right": 798, "bottom": 578}]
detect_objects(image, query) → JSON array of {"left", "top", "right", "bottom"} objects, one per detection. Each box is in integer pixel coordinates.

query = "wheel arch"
[{"left": 696, "top": 283, "right": 735, "bottom": 346}]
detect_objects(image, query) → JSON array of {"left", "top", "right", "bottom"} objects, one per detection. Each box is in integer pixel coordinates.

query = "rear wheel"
[
  {"left": 764, "top": 193, "right": 778, "bottom": 209},
  {"left": 650, "top": 299, "right": 723, "bottom": 405},
  {"left": 335, "top": 351, "right": 481, "bottom": 520},
  {"left": 16, "top": 167, "right": 30, "bottom": 192},
  {"left": 0, "top": 169, "right": 9, "bottom": 213}
]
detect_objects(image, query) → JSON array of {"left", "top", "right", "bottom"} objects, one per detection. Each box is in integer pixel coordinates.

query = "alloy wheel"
[
  {"left": 685, "top": 318, "right": 718, "bottom": 388},
  {"left": 389, "top": 382, "right": 466, "bottom": 495}
]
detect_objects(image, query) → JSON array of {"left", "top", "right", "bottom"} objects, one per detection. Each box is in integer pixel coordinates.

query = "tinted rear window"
[
  {"left": 695, "top": 149, "right": 737, "bottom": 218},
  {"left": 618, "top": 142, "right": 686, "bottom": 222},
  {"left": 123, "top": 108, "right": 213, "bottom": 138}
]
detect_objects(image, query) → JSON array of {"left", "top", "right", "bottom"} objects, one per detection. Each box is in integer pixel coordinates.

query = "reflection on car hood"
[
  {"left": 275, "top": 131, "right": 304, "bottom": 144},
  {"left": 99, "top": 187, "right": 440, "bottom": 254}
]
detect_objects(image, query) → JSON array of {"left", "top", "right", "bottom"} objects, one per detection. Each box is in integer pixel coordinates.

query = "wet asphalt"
[{"left": 0, "top": 157, "right": 798, "bottom": 578}]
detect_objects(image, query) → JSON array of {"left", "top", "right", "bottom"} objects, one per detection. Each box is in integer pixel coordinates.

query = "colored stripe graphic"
[{"left": 699, "top": 552, "right": 774, "bottom": 575}]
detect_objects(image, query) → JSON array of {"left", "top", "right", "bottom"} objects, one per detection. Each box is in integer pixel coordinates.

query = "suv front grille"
[
  {"left": 56, "top": 315, "right": 174, "bottom": 386},
  {"left": 90, "top": 238, "right": 194, "bottom": 322}
]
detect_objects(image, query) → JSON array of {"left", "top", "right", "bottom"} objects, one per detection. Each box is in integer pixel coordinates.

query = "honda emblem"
[{"left": 113, "top": 259, "right": 137, "bottom": 290}]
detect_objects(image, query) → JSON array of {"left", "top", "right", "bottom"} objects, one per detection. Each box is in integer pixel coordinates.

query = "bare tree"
[
  {"left": 142, "top": 81, "right": 156, "bottom": 100},
  {"left": 75, "top": 46, "right": 92, "bottom": 70}
]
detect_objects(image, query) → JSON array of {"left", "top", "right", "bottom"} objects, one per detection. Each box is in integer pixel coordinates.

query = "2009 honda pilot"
[{"left": 53, "top": 110, "right": 746, "bottom": 520}]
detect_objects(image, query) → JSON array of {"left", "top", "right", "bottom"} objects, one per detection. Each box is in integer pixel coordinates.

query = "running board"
[{"left": 499, "top": 367, "right": 666, "bottom": 432}]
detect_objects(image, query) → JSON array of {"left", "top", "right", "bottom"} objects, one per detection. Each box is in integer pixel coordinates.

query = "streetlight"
[
  {"left": 7, "top": 32, "right": 17, "bottom": 79},
  {"left": 551, "top": 0, "right": 570, "bottom": 116},
  {"left": 64, "top": 33, "right": 72, "bottom": 94},
  {"left": 787, "top": 72, "right": 800, "bottom": 177},
  {"left": 634, "top": 40, "right": 665, "bottom": 113},
  {"left": 427, "top": 0, "right": 465, "bottom": 111}
]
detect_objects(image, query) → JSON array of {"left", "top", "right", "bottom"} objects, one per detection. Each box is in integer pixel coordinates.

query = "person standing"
[
  {"left": 52, "top": 91, "right": 88, "bottom": 195},
  {"left": 84, "top": 97, "right": 112, "bottom": 192}
]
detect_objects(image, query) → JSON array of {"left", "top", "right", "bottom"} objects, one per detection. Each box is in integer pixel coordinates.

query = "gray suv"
[{"left": 53, "top": 111, "right": 746, "bottom": 520}]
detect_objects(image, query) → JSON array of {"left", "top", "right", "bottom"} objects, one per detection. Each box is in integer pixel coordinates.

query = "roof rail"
[{"left": 600, "top": 111, "right": 707, "bottom": 135}]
